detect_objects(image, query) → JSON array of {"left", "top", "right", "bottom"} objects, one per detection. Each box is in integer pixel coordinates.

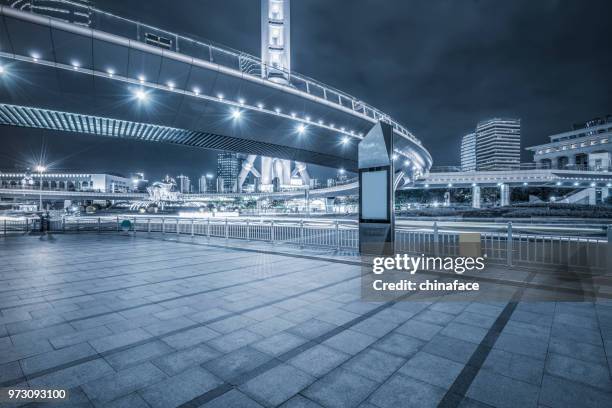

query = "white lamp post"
[{"left": 35, "top": 165, "right": 46, "bottom": 211}]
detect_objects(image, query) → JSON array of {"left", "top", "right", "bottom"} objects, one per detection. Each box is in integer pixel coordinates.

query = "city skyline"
[{"left": 1, "top": 0, "right": 610, "bottom": 177}]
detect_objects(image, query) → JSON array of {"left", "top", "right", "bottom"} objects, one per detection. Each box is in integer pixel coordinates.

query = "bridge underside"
[{"left": 0, "top": 6, "right": 431, "bottom": 170}]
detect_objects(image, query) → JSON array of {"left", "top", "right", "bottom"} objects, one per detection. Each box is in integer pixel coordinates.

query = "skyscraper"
[
  {"left": 261, "top": 0, "right": 290, "bottom": 83},
  {"left": 460, "top": 132, "right": 476, "bottom": 171},
  {"left": 475, "top": 118, "right": 521, "bottom": 170},
  {"left": 217, "top": 153, "right": 241, "bottom": 193},
  {"left": 176, "top": 175, "right": 190, "bottom": 194}
]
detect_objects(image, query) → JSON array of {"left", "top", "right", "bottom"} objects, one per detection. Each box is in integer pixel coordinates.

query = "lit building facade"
[
  {"left": 176, "top": 175, "right": 191, "bottom": 193},
  {"left": 217, "top": 152, "right": 242, "bottom": 193},
  {"left": 0, "top": 172, "right": 131, "bottom": 192},
  {"left": 475, "top": 118, "right": 521, "bottom": 170},
  {"left": 460, "top": 132, "right": 476, "bottom": 171},
  {"left": 526, "top": 115, "right": 612, "bottom": 171}
]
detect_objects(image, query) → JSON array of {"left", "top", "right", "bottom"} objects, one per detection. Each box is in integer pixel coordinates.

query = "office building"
[
  {"left": 475, "top": 118, "right": 521, "bottom": 170},
  {"left": 460, "top": 133, "right": 476, "bottom": 171},
  {"left": 176, "top": 174, "right": 191, "bottom": 194},
  {"left": 217, "top": 152, "right": 242, "bottom": 193}
]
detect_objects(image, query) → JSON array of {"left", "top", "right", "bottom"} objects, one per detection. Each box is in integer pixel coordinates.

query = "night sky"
[{"left": 2, "top": 0, "right": 611, "bottom": 182}]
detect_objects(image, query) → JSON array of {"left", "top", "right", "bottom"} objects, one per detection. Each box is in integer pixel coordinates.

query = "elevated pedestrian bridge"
[{"left": 0, "top": 0, "right": 432, "bottom": 171}]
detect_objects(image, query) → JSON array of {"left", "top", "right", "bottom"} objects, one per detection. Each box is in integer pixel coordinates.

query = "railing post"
[
  {"left": 76, "top": 218, "right": 79, "bottom": 233},
  {"left": 133, "top": 217, "right": 137, "bottom": 233},
  {"left": 271, "top": 220, "right": 275, "bottom": 242},
  {"left": 433, "top": 222, "right": 439, "bottom": 255},
  {"left": 116, "top": 216, "right": 119, "bottom": 232},
  {"left": 335, "top": 220, "right": 340, "bottom": 250},
  {"left": 147, "top": 218, "right": 151, "bottom": 233},
  {"left": 25, "top": 218, "right": 29, "bottom": 234},
  {"left": 191, "top": 219, "right": 195, "bottom": 237},
  {"left": 300, "top": 219, "right": 304, "bottom": 247},
  {"left": 607, "top": 226, "right": 612, "bottom": 272},
  {"left": 98, "top": 217, "right": 101, "bottom": 233},
  {"left": 62, "top": 217, "right": 65, "bottom": 232},
  {"left": 3, "top": 219, "right": 6, "bottom": 235},
  {"left": 176, "top": 218, "right": 180, "bottom": 236},
  {"left": 507, "top": 222, "right": 513, "bottom": 267},
  {"left": 225, "top": 218, "right": 228, "bottom": 239},
  {"left": 162, "top": 218, "right": 165, "bottom": 234},
  {"left": 246, "top": 219, "right": 250, "bottom": 240},
  {"left": 207, "top": 218, "right": 210, "bottom": 238}
]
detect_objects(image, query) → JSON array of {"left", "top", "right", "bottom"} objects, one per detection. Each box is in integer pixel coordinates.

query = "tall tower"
[{"left": 261, "top": 0, "right": 291, "bottom": 83}]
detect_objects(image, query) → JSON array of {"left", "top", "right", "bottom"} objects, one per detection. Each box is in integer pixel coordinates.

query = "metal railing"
[
  {"left": 2, "top": 216, "right": 609, "bottom": 270},
  {"left": 1, "top": 0, "right": 424, "bottom": 149},
  {"left": 429, "top": 163, "right": 612, "bottom": 173}
]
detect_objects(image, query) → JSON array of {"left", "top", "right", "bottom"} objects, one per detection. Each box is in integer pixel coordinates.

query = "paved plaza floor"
[{"left": 0, "top": 234, "right": 611, "bottom": 408}]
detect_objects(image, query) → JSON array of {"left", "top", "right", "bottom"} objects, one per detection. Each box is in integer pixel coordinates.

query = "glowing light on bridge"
[
  {"left": 341, "top": 136, "right": 350, "bottom": 145},
  {"left": 107, "top": 68, "right": 115, "bottom": 77},
  {"left": 574, "top": 182, "right": 580, "bottom": 186},
  {"left": 590, "top": 182, "right": 596, "bottom": 187},
  {"left": 71, "top": 61, "right": 80, "bottom": 70},
  {"left": 296, "top": 124, "right": 306, "bottom": 134},
  {"left": 138, "top": 74, "right": 145, "bottom": 83},
  {"left": 392, "top": 154, "right": 398, "bottom": 160},
  {"left": 0, "top": 66, "right": 4, "bottom": 74},
  {"left": 556, "top": 181, "right": 562, "bottom": 186},
  {"left": 134, "top": 88, "right": 148, "bottom": 101},
  {"left": 167, "top": 81, "right": 175, "bottom": 89},
  {"left": 30, "top": 52, "right": 40, "bottom": 62},
  {"left": 193, "top": 87, "right": 200, "bottom": 95},
  {"left": 238, "top": 98, "right": 245, "bottom": 105},
  {"left": 275, "top": 107, "right": 281, "bottom": 114},
  {"left": 217, "top": 93, "right": 224, "bottom": 100},
  {"left": 231, "top": 109, "right": 242, "bottom": 119},
  {"left": 257, "top": 102, "right": 264, "bottom": 109}
]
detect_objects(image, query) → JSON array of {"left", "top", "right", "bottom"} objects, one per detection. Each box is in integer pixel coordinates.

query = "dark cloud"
[{"left": 3, "top": 0, "right": 611, "bottom": 180}]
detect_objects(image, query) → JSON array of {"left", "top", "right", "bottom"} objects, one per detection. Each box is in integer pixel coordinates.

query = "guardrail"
[
  {"left": 2, "top": 216, "right": 609, "bottom": 270},
  {"left": 1, "top": 0, "right": 423, "bottom": 148}
]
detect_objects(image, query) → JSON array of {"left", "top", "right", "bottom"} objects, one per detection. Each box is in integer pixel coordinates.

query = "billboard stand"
[{"left": 358, "top": 122, "right": 394, "bottom": 255}]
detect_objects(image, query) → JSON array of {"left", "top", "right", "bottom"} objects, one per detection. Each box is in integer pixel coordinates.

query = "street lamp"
[{"left": 35, "top": 165, "right": 46, "bottom": 211}]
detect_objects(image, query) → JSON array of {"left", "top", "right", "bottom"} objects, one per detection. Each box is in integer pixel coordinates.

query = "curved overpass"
[{"left": 0, "top": 1, "right": 431, "bottom": 171}]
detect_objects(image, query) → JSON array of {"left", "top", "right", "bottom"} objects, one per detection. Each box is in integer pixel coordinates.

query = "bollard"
[{"left": 507, "top": 222, "right": 513, "bottom": 267}]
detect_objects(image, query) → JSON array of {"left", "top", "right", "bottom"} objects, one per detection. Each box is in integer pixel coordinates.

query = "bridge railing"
[
  {"left": 2, "top": 215, "right": 609, "bottom": 270},
  {"left": 1, "top": 0, "right": 424, "bottom": 149},
  {"left": 428, "top": 163, "right": 612, "bottom": 173}
]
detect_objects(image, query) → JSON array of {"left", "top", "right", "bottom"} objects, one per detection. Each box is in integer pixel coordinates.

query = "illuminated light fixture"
[
  {"left": 391, "top": 154, "right": 398, "bottom": 160},
  {"left": 297, "top": 124, "right": 306, "bottom": 134},
  {"left": 257, "top": 102, "right": 264, "bottom": 109},
  {"left": 107, "top": 68, "right": 115, "bottom": 77},
  {"left": 404, "top": 160, "right": 410, "bottom": 166},
  {"left": 31, "top": 52, "right": 40, "bottom": 62},
  {"left": 607, "top": 183, "right": 612, "bottom": 187},
  {"left": 573, "top": 182, "right": 579, "bottom": 186},
  {"left": 0, "top": 66, "right": 4, "bottom": 74},
  {"left": 134, "top": 88, "right": 147, "bottom": 101},
  {"left": 291, "top": 112, "right": 296, "bottom": 118},
  {"left": 425, "top": 184, "right": 430, "bottom": 188},
  {"left": 472, "top": 183, "right": 477, "bottom": 187},
  {"left": 358, "top": 132, "right": 364, "bottom": 137},
  {"left": 35, "top": 165, "right": 47, "bottom": 172},
  {"left": 167, "top": 81, "right": 175, "bottom": 89},
  {"left": 275, "top": 107, "right": 281, "bottom": 114},
  {"left": 341, "top": 136, "right": 350, "bottom": 144},
  {"left": 193, "top": 87, "right": 200, "bottom": 95},
  {"left": 340, "top": 127, "right": 346, "bottom": 132},
  {"left": 350, "top": 130, "right": 355, "bottom": 135},
  {"left": 523, "top": 182, "right": 528, "bottom": 186},
  {"left": 330, "top": 123, "right": 335, "bottom": 128},
  {"left": 231, "top": 109, "right": 242, "bottom": 119},
  {"left": 590, "top": 182, "right": 596, "bottom": 187},
  {"left": 448, "top": 183, "right": 453, "bottom": 187},
  {"left": 238, "top": 98, "right": 245, "bottom": 105},
  {"left": 217, "top": 93, "right": 224, "bottom": 100},
  {"left": 305, "top": 116, "right": 311, "bottom": 121},
  {"left": 138, "top": 75, "right": 145, "bottom": 83},
  {"left": 556, "top": 181, "right": 562, "bottom": 186},
  {"left": 412, "top": 165, "right": 418, "bottom": 171},
  {"left": 318, "top": 119, "right": 323, "bottom": 125},
  {"left": 338, "top": 168, "right": 346, "bottom": 174},
  {"left": 71, "top": 61, "right": 80, "bottom": 70}
]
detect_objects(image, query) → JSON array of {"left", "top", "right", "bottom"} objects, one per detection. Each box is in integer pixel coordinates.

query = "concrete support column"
[
  {"left": 500, "top": 184, "right": 510, "bottom": 207},
  {"left": 472, "top": 185, "right": 481, "bottom": 209},
  {"left": 568, "top": 155, "right": 576, "bottom": 168},
  {"left": 602, "top": 188, "right": 610, "bottom": 203},
  {"left": 551, "top": 157, "right": 559, "bottom": 169}
]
